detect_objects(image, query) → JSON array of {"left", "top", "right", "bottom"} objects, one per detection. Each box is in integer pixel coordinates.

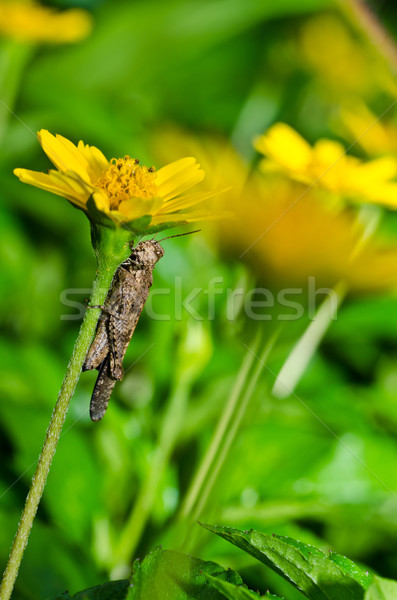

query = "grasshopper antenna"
[{"left": 157, "top": 229, "right": 201, "bottom": 242}]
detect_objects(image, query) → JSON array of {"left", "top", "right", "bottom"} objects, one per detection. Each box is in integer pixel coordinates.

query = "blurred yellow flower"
[
  {"left": 14, "top": 130, "right": 213, "bottom": 230},
  {"left": 152, "top": 127, "right": 397, "bottom": 294},
  {"left": 0, "top": 1, "right": 92, "bottom": 44},
  {"left": 223, "top": 177, "right": 397, "bottom": 294},
  {"left": 255, "top": 122, "right": 397, "bottom": 209},
  {"left": 340, "top": 102, "right": 397, "bottom": 157}
]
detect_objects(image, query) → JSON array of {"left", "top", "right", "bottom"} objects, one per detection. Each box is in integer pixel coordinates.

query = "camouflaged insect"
[{"left": 83, "top": 240, "right": 164, "bottom": 421}]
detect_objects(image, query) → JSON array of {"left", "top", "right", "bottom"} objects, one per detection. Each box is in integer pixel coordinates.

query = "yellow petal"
[
  {"left": 92, "top": 190, "right": 111, "bottom": 212},
  {"left": 356, "top": 156, "right": 397, "bottom": 182},
  {"left": 0, "top": 3, "right": 92, "bottom": 44},
  {"left": 150, "top": 210, "right": 226, "bottom": 226},
  {"left": 254, "top": 123, "right": 313, "bottom": 172},
  {"left": 38, "top": 130, "right": 92, "bottom": 182},
  {"left": 156, "top": 157, "right": 196, "bottom": 184},
  {"left": 77, "top": 140, "right": 109, "bottom": 181},
  {"left": 13, "top": 168, "right": 89, "bottom": 207},
  {"left": 158, "top": 189, "right": 223, "bottom": 214},
  {"left": 157, "top": 158, "right": 205, "bottom": 201},
  {"left": 160, "top": 168, "right": 205, "bottom": 202},
  {"left": 50, "top": 170, "right": 91, "bottom": 202},
  {"left": 313, "top": 139, "right": 347, "bottom": 165},
  {"left": 356, "top": 183, "right": 397, "bottom": 208},
  {"left": 117, "top": 196, "right": 164, "bottom": 220}
]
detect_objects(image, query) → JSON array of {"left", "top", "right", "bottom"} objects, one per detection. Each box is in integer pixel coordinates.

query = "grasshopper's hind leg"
[
  {"left": 89, "top": 357, "right": 117, "bottom": 422},
  {"left": 83, "top": 317, "right": 109, "bottom": 371}
]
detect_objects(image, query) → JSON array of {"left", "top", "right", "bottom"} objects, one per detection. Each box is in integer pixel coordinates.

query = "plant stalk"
[{"left": 0, "top": 253, "right": 122, "bottom": 600}]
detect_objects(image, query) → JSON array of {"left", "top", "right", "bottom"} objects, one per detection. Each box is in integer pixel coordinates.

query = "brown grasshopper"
[
  {"left": 83, "top": 240, "right": 164, "bottom": 421},
  {"left": 83, "top": 231, "right": 199, "bottom": 421}
]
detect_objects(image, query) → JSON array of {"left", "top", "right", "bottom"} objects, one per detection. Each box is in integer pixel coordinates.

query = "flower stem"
[{"left": 0, "top": 254, "right": 122, "bottom": 600}]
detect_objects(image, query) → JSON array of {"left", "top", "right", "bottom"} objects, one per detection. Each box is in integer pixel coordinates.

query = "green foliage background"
[{"left": 2, "top": 0, "right": 397, "bottom": 598}]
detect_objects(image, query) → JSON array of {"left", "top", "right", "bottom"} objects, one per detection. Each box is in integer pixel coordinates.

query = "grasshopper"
[
  {"left": 83, "top": 240, "right": 164, "bottom": 421},
  {"left": 83, "top": 231, "right": 199, "bottom": 421}
]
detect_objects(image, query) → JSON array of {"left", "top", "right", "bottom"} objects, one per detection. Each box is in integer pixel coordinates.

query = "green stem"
[{"left": 0, "top": 248, "right": 125, "bottom": 600}]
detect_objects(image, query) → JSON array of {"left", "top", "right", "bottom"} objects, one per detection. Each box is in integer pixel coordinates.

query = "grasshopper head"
[{"left": 134, "top": 240, "right": 164, "bottom": 266}]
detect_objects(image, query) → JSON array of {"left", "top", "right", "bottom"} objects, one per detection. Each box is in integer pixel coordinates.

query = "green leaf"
[
  {"left": 364, "top": 576, "right": 397, "bottom": 600},
  {"left": 127, "top": 546, "right": 243, "bottom": 599},
  {"left": 200, "top": 524, "right": 372, "bottom": 600},
  {"left": 205, "top": 574, "right": 284, "bottom": 599},
  {"left": 51, "top": 580, "right": 129, "bottom": 600},
  {"left": 329, "top": 553, "right": 372, "bottom": 590}
]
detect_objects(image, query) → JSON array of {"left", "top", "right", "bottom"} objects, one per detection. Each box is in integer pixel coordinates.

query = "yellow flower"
[
  {"left": 152, "top": 126, "right": 397, "bottom": 294},
  {"left": 0, "top": 1, "right": 92, "bottom": 44},
  {"left": 226, "top": 177, "right": 397, "bottom": 294},
  {"left": 14, "top": 130, "right": 213, "bottom": 232},
  {"left": 255, "top": 122, "right": 397, "bottom": 209},
  {"left": 340, "top": 101, "right": 397, "bottom": 157}
]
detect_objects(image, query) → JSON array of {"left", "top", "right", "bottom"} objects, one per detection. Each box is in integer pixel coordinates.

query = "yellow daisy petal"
[
  {"left": 156, "top": 157, "right": 197, "bottom": 185},
  {"left": 49, "top": 170, "right": 91, "bottom": 204},
  {"left": 0, "top": 2, "right": 92, "bottom": 44},
  {"left": 92, "top": 190, "right": 111, "bottom": 212},
  {"left": 77, "top": 141, "right": 109, "bottom": 181},
  {"left": 254, "top": 123, "right": 313, "bottom": 172},
  {"left": 158, "top": 189, "right": 221, "bottom": 213},
  {"left": 38, "top": 130, "right": 91, "bottom": 181},
  {"left": 355, "top": 183, "right": 397, "bottom": 208},
  {"left": 356, "top": 156, "right": 397, "bottom": 182},
  {"left": 13, "top": 168, "right": 88, "bottom": 207},
  {"left": 156, "top": 158, "right": 204, "bottom": 200},
  {"left": 159, "top": 168, "right": 205, "bottom": 202},
  {"left": 117, "top": 196, "right": 164, "bottom": 220},
  {"left": 313, "top": 139, "right": 347, "bottom": 165}
]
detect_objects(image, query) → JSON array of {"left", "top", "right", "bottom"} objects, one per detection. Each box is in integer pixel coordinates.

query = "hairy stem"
[{"left": 0, "top": 254, "right": 122, "bottom": 600}]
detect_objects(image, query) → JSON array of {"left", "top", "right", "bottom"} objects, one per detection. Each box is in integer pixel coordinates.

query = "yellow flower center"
[{"left": 97, "top": 156, "right": 158, "bottom": 209}]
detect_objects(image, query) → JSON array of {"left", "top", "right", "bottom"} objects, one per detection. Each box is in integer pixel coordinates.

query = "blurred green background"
[{"left": 2, "top": 0, "right": 397, "bottom": 598}]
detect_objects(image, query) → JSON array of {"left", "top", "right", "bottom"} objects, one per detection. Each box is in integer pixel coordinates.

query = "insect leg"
[
  {"left": 83, "top": 317, "right": 109, "bottom": 371},
  {"left": 107, "top": 314, "right": 124, "bottom": 380},
  {"left": 90, "top": 357, "right": 117, "bottom": 422}
]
